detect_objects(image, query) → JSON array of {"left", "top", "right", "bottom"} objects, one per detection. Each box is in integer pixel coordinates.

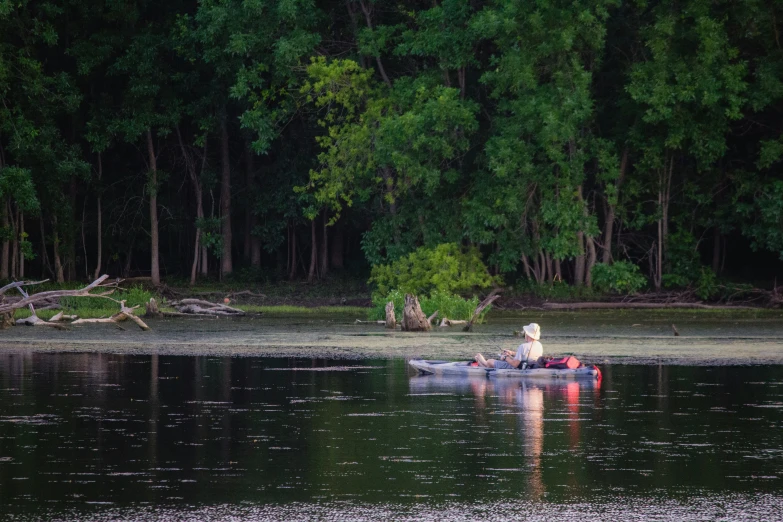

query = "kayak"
[{"left": 409, "top": 359, "right": 602, "bottom": 381}]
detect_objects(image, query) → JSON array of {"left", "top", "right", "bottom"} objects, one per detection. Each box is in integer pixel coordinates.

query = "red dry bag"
[{"left": 545, "top": 356, "right": 581, "bottom": 369}]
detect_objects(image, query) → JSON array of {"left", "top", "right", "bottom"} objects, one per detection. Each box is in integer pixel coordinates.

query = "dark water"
[{"left": 1, "top": 353, "right": 782, "bottom": 520}]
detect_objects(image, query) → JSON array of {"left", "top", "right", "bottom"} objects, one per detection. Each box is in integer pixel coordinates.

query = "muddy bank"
[{"left": 1, "top": 309, "right": 782, "bottom": 366}]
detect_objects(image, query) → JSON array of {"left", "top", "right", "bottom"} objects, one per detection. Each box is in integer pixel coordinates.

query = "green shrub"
[
  {"left": 591, "top": 261, "right": 647, "bottom": 294},
  {"left": 510, "top": 279, "right": 599, "bottom": 300},
  {"left": 695, "top": 267, "right": 719, "bottom": 300},
  {"left": 368, "top": 243, "right": 496, "bottom": 301},
  {"left": 59, "top": 285, "right": 154, "bottom": 311},
  {"left": 369, "top": 290, "right": 488, "bottom": 323}
]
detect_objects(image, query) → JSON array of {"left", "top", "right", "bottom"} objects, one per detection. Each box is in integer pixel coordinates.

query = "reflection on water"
[{"left": 1, "top": 352, "right": 782, "bottom": 520}]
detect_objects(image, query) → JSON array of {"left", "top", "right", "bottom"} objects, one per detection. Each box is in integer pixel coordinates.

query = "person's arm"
[{"left": 501, "top": 354, "right": 523, "bottom": 368}]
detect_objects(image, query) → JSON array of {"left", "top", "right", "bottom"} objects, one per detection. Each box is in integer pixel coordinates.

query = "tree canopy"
[{"left": 1, "top": 0, "right": 781, "bottom": 292}]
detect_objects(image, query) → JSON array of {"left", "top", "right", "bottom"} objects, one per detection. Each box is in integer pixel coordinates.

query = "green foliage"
[
  {"left": 695, "top": 267, "right": 719, "bottom": 301},
  {"left": 368, "top": 243, "right": 495, "bottom": 302},
  {"left": 369, "top": 289, "right": 486, "bottom": 323},
  {"left": 736, "top": 178, "right": 783, "bottom": 259},
  {"left": 2, "top": 0, "right": 783, "bottom": 293},
  {"left": 196, "top": 217, "right": 223, "bottom": 258},
  {"left": 58, "top": 285, "right": 154, "bottom": 312},
  {"left": 664, "top": 229, "right": 703, "bottom": 284},
  {"left": 591, "top": 261, "right": 647, "bottom": 294}
]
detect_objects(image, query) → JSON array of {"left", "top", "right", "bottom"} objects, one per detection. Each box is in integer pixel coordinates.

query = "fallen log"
[
  {"left": 71, "top": 300, "right": 150, "bottom": 331},
  {"left": 12, "top": 285, "right": 68, "bottom": 329},
  {"left": 401, "top": 294, "right": 430, "bottom": 332},
  {"left": 439, "top": 318, "right": 467, "bottom": 327},
  {"left": 540, "top": 301, "right": 758, "bottom": 310},
  {"left": 169, "top": 299, "right": 246, "bottom": 316},
  {"left": 0, "top": 275, "right": 118, "bottom": 316},
  {"left": 427, "top": 310, "right": 439, "bottom": 324},
  {"left": 463, "top": 290, "right": 501, "bottom": 332},
  {"left": 50, "top": 311, "right": 78, "bottom": 322}
]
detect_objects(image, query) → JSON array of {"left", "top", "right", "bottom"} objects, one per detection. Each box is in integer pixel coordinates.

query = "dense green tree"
[{"left": 0, "top": 0, "right": 781, "bottom": 293}]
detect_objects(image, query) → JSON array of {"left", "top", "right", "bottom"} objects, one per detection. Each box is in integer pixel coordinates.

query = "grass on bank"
[
  {"left": 13, "top": 285, "right": 155, "bottom": 321},
  {"left": 236, "top": 305, "right": 368, "bottom": 316}
]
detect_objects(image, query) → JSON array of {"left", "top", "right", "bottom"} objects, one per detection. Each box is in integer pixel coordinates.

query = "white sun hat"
[{"left": 522, "top": 322, "right": 541, "bottom": 340}]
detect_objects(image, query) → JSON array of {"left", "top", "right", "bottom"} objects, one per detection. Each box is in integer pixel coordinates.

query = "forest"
[{"left": 2, "top": 0, "right": 783, "bottom": 296}]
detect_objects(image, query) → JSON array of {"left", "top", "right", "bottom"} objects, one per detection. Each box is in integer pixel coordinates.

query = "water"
[{"left": 1, "top": 353, "right": 782, "bottom": 520}]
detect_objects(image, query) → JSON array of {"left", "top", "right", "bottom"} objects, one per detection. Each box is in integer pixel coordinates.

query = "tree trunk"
[
  {"left": 320, "top": 213, "right": 329, "bottom": 277},
  {"left": 655, "top": 192, "right": 663, "bottom": 291},
  {"left": 544, "top": 252, "right": 553, "bottom": 283},
  {"left": 521, "top": 254, "right": 532, "bottom": 280},
  {"left": 401, "top": 294, "right": 430, "bottom": 332},
  {"left": 1, "top": 199, "right": 8, "bottom": 279},
  {"left": 244, "top": 143, "right": 252, "bottom": 262},
  {"left": 344, "top": 0, "right": 368, "bottom": 68},
  {"left": 146, "top": 129, "right": 161, "bottom": 286},
  {"left": 94, "top": 152, "right": 103, "bottom": 280},
  {"left": 603, "top": 148, "right": 628, "bottom": 264},
  {"left": 39, "top": 217, "right": 53, "bottom": 278},
  {"left": 220, "top": 113, "right": 233, "bottom": 276},
  {"left": 712, "top": 227, "right": 721, "bottom": 275},
  {"left": 10, "top": 203, "right": 17, "bottom": 279},
  {"left": 123, "top": 242, "right": 133, "bottom": 278},
  {"left": 358, "top": 0, "right": 392, "bottom": 87},
  {"left": 661, "top": 154, "right": 673, "bottom": 270},
  {"left": 53, "top": 217, "right": 65, "bottom": 283},
  {"left": 246, "top": 143, "right": 261, "bottom": 267},
  {"left": 574, "top": 232, "right": 585, "bottom": 286},
  {"left": 307, "top": 220, "right": 317, "bottom": 282},
  {"left": 67, "top": 179, "right": 77, "bottom": 281},
  {"left": 80, "top": 199, "right": 88, "bottom": 279},
  {"left": 177, "top": 127, "right": 206, "bottom": 285},
  {"left": 18, "top": 211, "right": 23, "bottom": 279},
  {"left": 289, "top": 223, "right": 297, "bottom": 280},
  {"left": 585, "top": 235, "right": 597, "bottom": 287},
  {"left": 330, "top": 222, "right": 344, "bottom": 269},
  {"left": 385, "top": 301, "right": 396, "bottom": 329}
]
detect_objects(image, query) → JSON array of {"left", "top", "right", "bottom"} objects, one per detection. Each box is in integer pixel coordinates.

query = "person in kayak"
[{"left": 475, "top": 323, "right": 543, "bottom": 369}]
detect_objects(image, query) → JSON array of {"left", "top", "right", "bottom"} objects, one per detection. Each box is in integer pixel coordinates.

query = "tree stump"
[
  {"left": 384, "top": 301, "right": 396, "bottom": 329},
  {"left": 1, "top": 313, "right": 14, "bottom": 329},
  {"left": 401, "top": 294, "right": 430, "bottom": 332},
  {"left": 145, "top": 297, "right": 161, "bottom": 318}
]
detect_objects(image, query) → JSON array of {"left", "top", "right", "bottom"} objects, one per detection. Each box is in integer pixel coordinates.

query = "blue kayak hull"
[{"left": 409, "top": 359, "right": 601, "bottom": 380}]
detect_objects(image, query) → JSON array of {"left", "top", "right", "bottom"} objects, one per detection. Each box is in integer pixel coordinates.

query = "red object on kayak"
[
  {"left": 593, "top": 365, "right": 602, "bottom": 381},
  {"left": 470, "top": 361, "right": 479, "bottom": 367},
  {"left": 545, "top": 356, "right": 581, "bottom": 370}
]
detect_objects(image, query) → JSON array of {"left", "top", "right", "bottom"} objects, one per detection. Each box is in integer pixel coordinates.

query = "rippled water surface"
[{"left": 1, "top": 353, "right": 782, "bottom": 520}]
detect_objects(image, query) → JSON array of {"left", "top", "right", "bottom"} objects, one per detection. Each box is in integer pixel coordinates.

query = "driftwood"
[
  {"left": 12, "top": 285, "right": 68, "bottom": 329},
  {"left": 463, "top": 290, "right": 501, "bottom": 332},
  {"left": 385, "top": 301, "right": 396, "bottom": 329},
  {"left": 401, "top": 294, "right": 430, "bottom": 332},
  {"left": 541, "top": 301, "right": 757, "bottom": 310},
  {"left": 0, "top": 275, "right": 118, "bottom": 316},
  {"left": 169, "top": 298, "right": 246, "bottom": 316},
  {"left": 72, "top": 300, "right": 150, "bottom": 331},
  {"left": 427, "top": 310, "right": 439, "bottom": 324},
  {"left": 355, "top": 319, "right": 385, "bottom": 324},
  {"left": 49, "top": 311, "right": 78, "bottom": 322},
  {"left": 671, "top": 324, "right": 680, "bottom": 336},
  {"left": 0, "top": 276, "right": 156, "bottom": 331},
  {"left": 439, "top": 318, "right": 467, "bottom": 327}
]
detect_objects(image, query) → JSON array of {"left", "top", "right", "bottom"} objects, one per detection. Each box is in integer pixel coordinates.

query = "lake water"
[{"left": 1, "top": 352, "right": 782, "bottom": 520}]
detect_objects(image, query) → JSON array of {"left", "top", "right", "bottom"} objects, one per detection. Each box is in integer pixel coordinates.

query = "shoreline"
[{"left": 1, "top": 312, "right": 782, "bottom": 366}]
